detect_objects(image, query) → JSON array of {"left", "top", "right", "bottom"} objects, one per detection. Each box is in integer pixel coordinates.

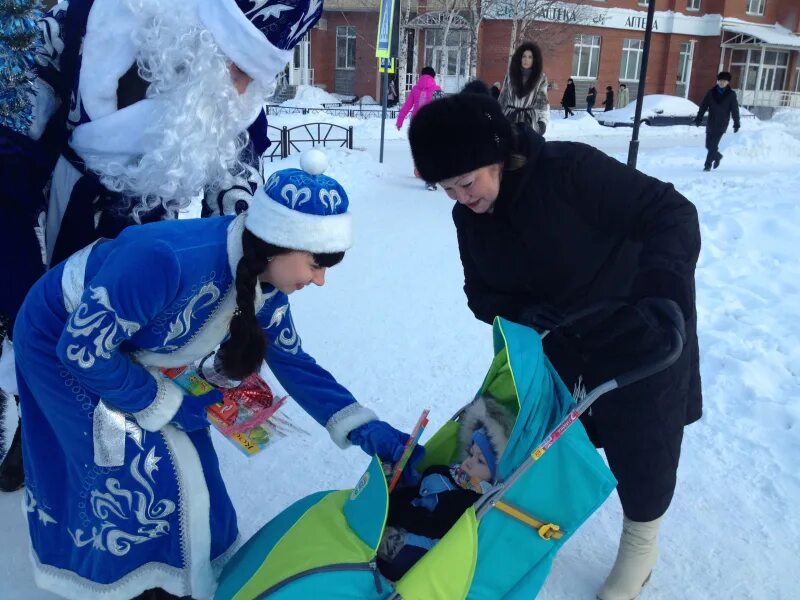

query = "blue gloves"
[
  {"left": 171, "top": 388, "right": 223, "bottom": 432},
  {"left": 349, "top": 420, "right": 426, "bottom": 483}
]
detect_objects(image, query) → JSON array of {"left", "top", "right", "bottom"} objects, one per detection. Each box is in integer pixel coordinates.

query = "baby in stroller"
[{"left": 377, "top": 394, "right": 515, "bottom": 580}]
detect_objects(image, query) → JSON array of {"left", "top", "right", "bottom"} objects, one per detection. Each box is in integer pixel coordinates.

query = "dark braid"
[{"left": 219, "top": 230, "right": 345, "bottom": 379}]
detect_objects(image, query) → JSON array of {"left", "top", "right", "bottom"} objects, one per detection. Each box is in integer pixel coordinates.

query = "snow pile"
[
  {"left": 282, "top": 85, "right": 341, "bottom": 108},
  {"left": 771, "top": 107, "right": 800, "bottom": 132},
  {"left": 597, "top": 95, "right": 700, "bottom": 125},
  {"left": 720, "top": 127, "right": 800, "bottom": 165},
  {"left": 356, "top": 95, "right": 379, "bottom": 105}
]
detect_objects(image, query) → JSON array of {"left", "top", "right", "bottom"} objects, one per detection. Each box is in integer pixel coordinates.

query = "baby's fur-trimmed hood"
[{"left": 459, "top": 394, "right": 516, "bottom": 466}]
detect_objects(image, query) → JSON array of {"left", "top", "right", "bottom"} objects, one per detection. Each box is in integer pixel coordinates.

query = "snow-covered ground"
[{"left": 2, "top": 110, "right": 799, "bottom": 599}]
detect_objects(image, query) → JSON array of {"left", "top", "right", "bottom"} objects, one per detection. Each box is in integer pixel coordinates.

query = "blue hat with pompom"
[{"left": 246, "top": 149, "right": 352, "bottom": 253}]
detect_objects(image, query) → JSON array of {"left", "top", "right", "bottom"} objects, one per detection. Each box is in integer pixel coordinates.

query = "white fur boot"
[{"left": 597, "top": 515, "right": 663, "bottom": 600}]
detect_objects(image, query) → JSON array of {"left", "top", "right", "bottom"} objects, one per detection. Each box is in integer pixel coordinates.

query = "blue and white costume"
[{"left": 13, "top": 213, "right": 377, "bottom": 599}]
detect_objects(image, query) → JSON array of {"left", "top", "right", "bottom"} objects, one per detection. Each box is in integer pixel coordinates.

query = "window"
[
  {"left": 795, "top": 67, "right": 800, "bottom": 92},
  {"left": 571, "top": 34, "right": 601, "bottom": 78},
  {"left": 729, "top": 49, "right": 789, "bottom": 91},
  {"left": 336, "top": 26, "right": 356, "bottom": 70},
  {"left": 686, "top": 0, "right": 701, "bottom": 10},
  {"left": 637, "top": 0, "right": 648, "bottom": 6},
  {"left": 746, "top": 0, "right": 765, "bottom": 16},
  {"left": 677, "top": 42, "right": 693, "bottom": 84},
  {"left": 620, "top": 39, "right": 644, "bottom": 81}
]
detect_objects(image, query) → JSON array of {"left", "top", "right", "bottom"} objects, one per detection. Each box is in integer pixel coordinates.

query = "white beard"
[{"left": 82, "top": 0, "right": 272, "bottom": 221}]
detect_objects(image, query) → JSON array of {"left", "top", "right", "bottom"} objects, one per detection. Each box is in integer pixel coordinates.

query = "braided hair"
[{"left": 219, "top": 229, "right": 345, "bottom": 379}]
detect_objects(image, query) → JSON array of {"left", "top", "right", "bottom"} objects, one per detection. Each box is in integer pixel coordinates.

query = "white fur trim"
[
  {"left": 0, "top": 338, "right": 17, "bottom": 396},
  {"left": 45, "top": 157, "right": 83, "bottom": 265},
  {"left": 196, "top": 0, "right": 293, "bottom": 85},
  {"left": 79, "top": 0, "right": 142, "bottom": 121},
  {"left": 326, "top": 404, "right": 378, "bottom": 449},
  {"left": 27, "top": 426, "right": 219, "bottom": 599},
  {"left": 70, "top": 98, "right": 167, "bottom": 161},
  {"left": 246, "top": 190, "right": 353, "bottom": 253},
  {"left": 132, "top": 371, "right": 183, "bottom": 432},
  {"left": 161, "top": 425, "right": 216, "bottom": 598},
  {"left": 458, "top": 395, "right": 513, "bottom": 461}
]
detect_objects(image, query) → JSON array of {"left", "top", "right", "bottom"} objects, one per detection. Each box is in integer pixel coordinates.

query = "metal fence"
[
  {"left": 263, "top": 122, "right": 354, "bottom": 161},
  {"left": 264, "top": 104, "right": 400, "bottom": 120}
]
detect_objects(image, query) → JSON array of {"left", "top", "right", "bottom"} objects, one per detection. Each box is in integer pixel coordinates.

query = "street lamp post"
[{"left": 627, "top": 0, "right": 657, "bottom": 169}]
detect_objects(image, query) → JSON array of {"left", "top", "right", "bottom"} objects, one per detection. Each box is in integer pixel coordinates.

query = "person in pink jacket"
[
  {"left": 396, "top": 67, "right": 442, "bottom": 129},
  {"left": 398, "top": 67, "right": 443, "bottom": 190}
]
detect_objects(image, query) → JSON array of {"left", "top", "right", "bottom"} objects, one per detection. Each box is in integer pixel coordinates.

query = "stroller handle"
[
  {"left": 475, "top": 300, "right": 685, "bottom": 520},
  {"left": 578, "top": 297, "right": 686, "bottom": 403}
]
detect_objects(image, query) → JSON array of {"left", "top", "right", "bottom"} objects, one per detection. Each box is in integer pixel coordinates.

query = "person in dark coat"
[
  {"left": 604, "top": 85, "right": 615, "bottom": 111},
  {"left": 694, "top": 71, "right": 740, "bottom": 171},
  {"left": 586, "top": 86, "right": 597, "bottom": 116},
  {"left": 408, "top": 90, "right": 701, "bottom": 600},
  {"left": 561, "top": 78, "right": 576, "bottom": 118}
]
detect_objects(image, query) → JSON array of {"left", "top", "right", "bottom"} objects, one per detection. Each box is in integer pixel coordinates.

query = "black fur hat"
[{"left": 409, "top": 92, "right": 514, "bottom": 184}]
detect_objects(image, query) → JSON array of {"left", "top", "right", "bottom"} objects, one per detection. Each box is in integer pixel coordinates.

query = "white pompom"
[{"left": 300, "top": 149, "right": 328, "bottom": 176}]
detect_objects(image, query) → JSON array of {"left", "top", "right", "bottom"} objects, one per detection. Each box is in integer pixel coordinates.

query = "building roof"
[{"left": 722, "top": 19, "right": 800, "bottom": 49}]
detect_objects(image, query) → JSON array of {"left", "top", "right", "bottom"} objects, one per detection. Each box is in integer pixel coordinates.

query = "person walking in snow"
[
  {"left": 617, "top": 83, "right": 630, "bottom": 109},
  {"left": 397, "top": 66, "right": 443, "bottom": 191},
  {"left": 586, "top": 86, "right": 597, "bottom": 117},
  {"left": 604, "top": 86, "right": 615, "bottom": 111},
  {"left": 11, "top": 156, "right": 422, "bottom": 600},
  {"left": 408, "top": 90, "right": 701, "bottom": 600},
  {"left": 694, "top": 71, "right": 740, "bottom": 172},
  {"left": 497, "top": 42, "right": 550, "bottom": 135},
  {"left": 0, "top": 0, "right": 323, "bottom": 492},
  {"left": 387, "top": 79, "right": 399, "bottom": 107},
  {"left": 560, "top": 78, "right": 576, "bottom": 118}
]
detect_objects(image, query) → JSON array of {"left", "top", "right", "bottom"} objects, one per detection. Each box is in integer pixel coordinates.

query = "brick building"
[{"left": 301, "top": 0, "right": 800, "bottom": 114}]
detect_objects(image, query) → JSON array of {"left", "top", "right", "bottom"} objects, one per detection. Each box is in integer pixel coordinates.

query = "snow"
[
  {"left": 3, "top": 115, "right": 800, "bottom": 599},
  {"left": 280, "top": 84, "right": 340, "bottom": 108},
  {"left": 596, "top": 94, "right": 700, "bottom": 126}
]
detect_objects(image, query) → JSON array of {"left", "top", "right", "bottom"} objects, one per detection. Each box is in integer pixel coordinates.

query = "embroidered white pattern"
[
  {"left": 280, "top": 183, "right": 311, "bottom": 209},
  {"left": 274, "top": 308, "right": 301, "bottom": 355},
  {"left": 319, "top": 188, "right": 342, "bottom": 213},
  {"left": 162, "top": 281, "right": 221, "bottom": 348},
  {"left": 24, "top": 489, "right": 58, "bottom": 527},
  {"left": 65, "top": 287, "right": 141, "bottom": 368},
  {"left": 267, "top": 303, "right": 288, "bottom": 329},
  {"left": 68, "top": 448, "right": 176, "bottom": 556}
]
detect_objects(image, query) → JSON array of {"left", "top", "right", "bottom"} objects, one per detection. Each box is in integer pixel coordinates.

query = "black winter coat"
[
  {"left": 604, "top": 89, "right": 614, "bottom": 110},
  {"left": 696, "top": 86, "right": 740, "bottom": 134},
  {"left": 561, "top": 84, "right": 576, "bottom": 108},
  {"left": 453, "top": 127, "right": 702, "bottom": 449},
  {"left": 387, "top": 466, "right": 480, "bottom": 540}
]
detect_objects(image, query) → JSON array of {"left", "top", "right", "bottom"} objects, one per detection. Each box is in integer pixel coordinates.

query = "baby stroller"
[{"left": 216, "top": 313, "right": 684, "bottom": 599}]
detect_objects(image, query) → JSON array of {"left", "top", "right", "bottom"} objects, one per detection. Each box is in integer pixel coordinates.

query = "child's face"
[{"left": 460, "top": 442, "right": 492, "bottom": 482}]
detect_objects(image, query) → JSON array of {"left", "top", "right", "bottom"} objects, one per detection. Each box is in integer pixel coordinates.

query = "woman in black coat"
[
  {"left": 604, "top": 85, "right": 615, "bottom": 111},
  {"left": 408, "top": 90, "right": 701, "bottom": 600},
  {"left": 561, "top": 78, "right": 576, "bottom": 118}
]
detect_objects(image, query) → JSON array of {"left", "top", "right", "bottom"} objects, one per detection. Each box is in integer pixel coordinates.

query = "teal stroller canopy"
[{"left": 216, "top": 318, "right": 618, "bottom": 599}]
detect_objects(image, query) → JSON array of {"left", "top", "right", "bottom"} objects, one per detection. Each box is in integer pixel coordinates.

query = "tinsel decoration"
[{"left": 0, "top": 0, "right": 43, "bottom": 135}]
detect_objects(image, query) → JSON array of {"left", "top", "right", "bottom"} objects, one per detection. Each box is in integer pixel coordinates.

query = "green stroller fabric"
[{"left": 215, "top": 318, "right": 617, "bottom": 599}]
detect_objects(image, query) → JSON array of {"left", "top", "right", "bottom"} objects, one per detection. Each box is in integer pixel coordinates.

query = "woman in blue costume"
[{"left": 12, "top": 153, "right": 421, "bottom": 600}]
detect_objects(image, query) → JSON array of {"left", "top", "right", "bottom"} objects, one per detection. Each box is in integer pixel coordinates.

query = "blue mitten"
[
  {"left": 171, "top": 388, "right": 223, "bottom": 432},
  {"left": 349, "top": 420, "right": 426, "bottom": 483}
]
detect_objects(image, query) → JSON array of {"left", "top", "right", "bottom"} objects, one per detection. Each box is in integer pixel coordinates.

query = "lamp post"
[{"left": 627, "top": 0, "right": 657, "bottom": 169}]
